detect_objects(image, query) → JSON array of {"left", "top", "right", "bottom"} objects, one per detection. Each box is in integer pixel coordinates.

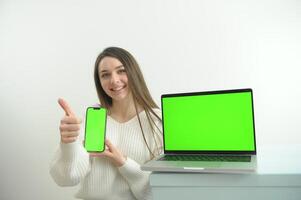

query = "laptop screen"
[{"left": 161, "top": 89, "right": 256, "bottom": 154}]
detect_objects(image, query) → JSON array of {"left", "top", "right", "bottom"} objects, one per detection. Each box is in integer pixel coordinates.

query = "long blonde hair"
[{"left": 94, "top": 47, "right": 162, "bottom": 158}]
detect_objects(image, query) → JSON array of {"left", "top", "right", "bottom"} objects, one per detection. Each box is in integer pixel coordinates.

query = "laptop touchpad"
[{"left": 176, "top": 161, "right": 222, "bottom": 168}]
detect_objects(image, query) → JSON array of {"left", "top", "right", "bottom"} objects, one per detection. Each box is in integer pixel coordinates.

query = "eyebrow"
[{"left": 100, "top": 65, "right": 124, "bottom": 73}]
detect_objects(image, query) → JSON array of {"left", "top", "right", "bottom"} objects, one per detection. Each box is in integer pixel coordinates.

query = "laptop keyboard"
[{"left": 158, "top": 155, "right": 251, "bottom": 162}]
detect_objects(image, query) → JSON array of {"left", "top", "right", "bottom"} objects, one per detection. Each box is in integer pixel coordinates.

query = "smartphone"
[{"left": 84, "top": 107, "right": 107, "bottom": 152}]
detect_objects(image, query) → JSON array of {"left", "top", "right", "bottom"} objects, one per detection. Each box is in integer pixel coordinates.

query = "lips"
[{"left": 110, "top": 86, "right": 126, "bottom": 92}]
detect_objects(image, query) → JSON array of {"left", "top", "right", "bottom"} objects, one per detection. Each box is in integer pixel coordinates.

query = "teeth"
[{"left": 112, "top": 87, "right": 124, "bottom": 91}]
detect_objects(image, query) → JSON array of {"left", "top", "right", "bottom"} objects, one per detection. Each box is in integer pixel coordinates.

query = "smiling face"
[{"left": 98, "top": 56, "right": 131, "bottom": 103}]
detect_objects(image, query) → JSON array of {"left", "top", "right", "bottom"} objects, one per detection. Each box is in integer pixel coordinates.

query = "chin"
[{"left": 110, "top": 91, "right": 130, "bottom": 101}]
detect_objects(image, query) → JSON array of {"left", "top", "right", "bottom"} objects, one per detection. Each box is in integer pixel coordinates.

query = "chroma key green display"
[
  {"left": 162, "top": 89, "right": 255, "bottom": 152},
  {"left": 84, "top": 107, "right": 107, "bottom": 152}
]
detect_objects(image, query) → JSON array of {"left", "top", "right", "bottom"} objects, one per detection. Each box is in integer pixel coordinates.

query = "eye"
[
  {"left": 100, "top": 73, "right": 110, "bottom": 79},
  {"left": 117, "top": 69, "right": 126, "bottom": 74}
]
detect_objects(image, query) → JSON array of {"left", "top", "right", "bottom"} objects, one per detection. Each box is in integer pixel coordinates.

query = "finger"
[
  {"left": 105, "top": 139, "right": 114, "bottom": 151},
  {"left": 60, "top": 124, "right": 81, "bottom": 132},
  {"left": 61, "top": 131, "right": 79, "bottom": 138},
  {"left": 58, "top": 98, "right": 76, "bottom": 116},
  {"left": 89, "top": 152, "right": 104, "bottom": 157},
  {"left": 100, "top": 150, "right": 114, "bottom": 158},
  {"left": 62, "top": 136, "right": 77, "bottom": 143},
  {"left": 90, "top": 150, "right": 112, "bottom": 157},
  {"left": 61, "top": 116, "right": 82, "bottom": 124}
]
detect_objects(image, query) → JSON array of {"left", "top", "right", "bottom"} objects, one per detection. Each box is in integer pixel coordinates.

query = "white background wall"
[{"left": 0, "top": 0, "right": 300, "bottom": 199}]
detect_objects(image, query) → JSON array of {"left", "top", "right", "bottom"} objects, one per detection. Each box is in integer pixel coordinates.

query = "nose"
[{"left": 110, "top": 72, "right": 120, "bottom": 84}]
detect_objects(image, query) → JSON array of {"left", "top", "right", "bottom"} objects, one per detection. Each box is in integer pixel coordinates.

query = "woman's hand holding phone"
[
  {"left": 58, "top": 98, "right": 82, "bottom": 144},
  {"left": 57, "top": 98, "right": 126, "bottom": 167},
  {"left": 90, "top": 139, "right": 127, "bottom": 167}
]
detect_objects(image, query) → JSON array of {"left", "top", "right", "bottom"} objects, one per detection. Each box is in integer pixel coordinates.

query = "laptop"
[{"left": 141, "top": 88, "right": 257, "bottom": 173}]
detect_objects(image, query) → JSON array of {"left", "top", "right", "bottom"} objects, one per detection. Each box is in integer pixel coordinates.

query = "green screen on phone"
[
  {"left": 162, "top": 90, "right": 255, "bottom": 152},
  {"left": 84, "top": 107, "right": 107, "bottom": 152}
]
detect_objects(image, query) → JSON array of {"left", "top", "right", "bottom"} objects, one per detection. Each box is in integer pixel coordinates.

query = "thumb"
[
  {"left": 58, "top": 98, "right": 76, "bottom": 116},
  {"left": 105, "top": 139, "right": 115, "bottom": 151}
]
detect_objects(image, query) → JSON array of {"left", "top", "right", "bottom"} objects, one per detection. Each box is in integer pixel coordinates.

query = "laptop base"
[{"left": 141, "top": 155, "right": 257, "bottom": 174}]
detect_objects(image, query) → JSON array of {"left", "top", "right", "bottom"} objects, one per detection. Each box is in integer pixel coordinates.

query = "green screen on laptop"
[{"left": 162, "top": 89, "right": 256, "bottom": 152}]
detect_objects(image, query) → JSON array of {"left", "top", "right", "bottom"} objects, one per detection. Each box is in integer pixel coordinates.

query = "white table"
[{"left": 149, "top": 145, "right": 301, "bottom": 200}]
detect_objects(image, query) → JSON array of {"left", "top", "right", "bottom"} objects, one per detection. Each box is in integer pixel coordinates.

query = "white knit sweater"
[{"left": 50, "top": 109, "right": 162, "bottom": 200}]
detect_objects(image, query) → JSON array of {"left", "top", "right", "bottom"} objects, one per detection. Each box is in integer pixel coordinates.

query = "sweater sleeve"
[
  {"left": 49, "top": 141, "right": 91, "bottom": 187},
  {"left": 118, "top": 158, "right": 152, "bottom": 200}
]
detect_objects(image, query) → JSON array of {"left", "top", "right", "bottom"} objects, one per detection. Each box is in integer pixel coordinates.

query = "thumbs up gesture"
[{"left": 58, "top": 98, "right": 82, "bottom": 144}]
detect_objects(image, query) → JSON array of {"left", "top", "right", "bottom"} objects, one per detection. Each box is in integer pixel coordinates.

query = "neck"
[{"left": 109, "top": 94, "right": 143, "bottom": 122}]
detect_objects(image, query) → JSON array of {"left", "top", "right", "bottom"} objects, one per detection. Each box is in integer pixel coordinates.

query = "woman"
[{"left": 50, "top": 47, "right": 162, "bottom": 200}]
